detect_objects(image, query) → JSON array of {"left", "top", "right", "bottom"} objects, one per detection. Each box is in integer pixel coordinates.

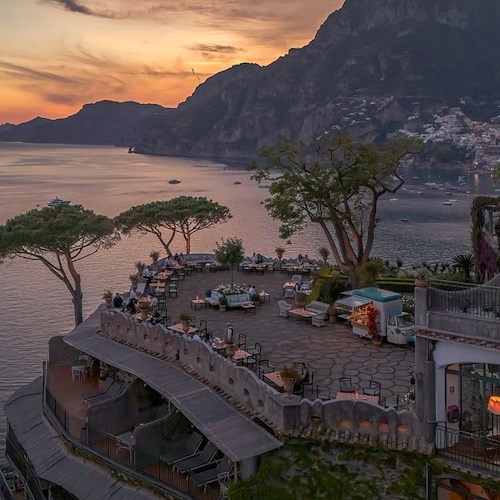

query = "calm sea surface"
[{"left": 0, "top": 142, "right": 472, "bottom": 459}]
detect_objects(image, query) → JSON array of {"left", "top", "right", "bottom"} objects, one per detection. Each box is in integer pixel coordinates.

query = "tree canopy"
[
  {"left": 251, "top": 133, "right": 420, "bottom": 287},
  {"left": 214, "top": 237, "right": 244, "bottom": 287},
  {"left": 166, "top": 196, "right": 231, "bottom": 254},
  {"left": 0, "top": 205, "right": 119, "bottom": 325},
  {"left": 116, "top": 197, "right": 231, "bottom": 255},
  {"left": 115, "top": 201, "right": 176, "bottom": 255}
]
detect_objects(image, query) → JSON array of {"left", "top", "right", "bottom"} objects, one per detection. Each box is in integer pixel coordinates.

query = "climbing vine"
[{"left": 471, "top": 197, "right": 500, "bottom": 282}]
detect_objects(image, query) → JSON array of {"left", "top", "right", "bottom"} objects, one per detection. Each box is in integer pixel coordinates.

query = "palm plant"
[{"left": 452, "top": 253, "right": 475, "bottom": 281}]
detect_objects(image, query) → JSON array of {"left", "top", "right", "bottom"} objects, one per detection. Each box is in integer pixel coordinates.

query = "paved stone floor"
[{"left": 159, "top": 267, "right": 415, "bottom": 407}]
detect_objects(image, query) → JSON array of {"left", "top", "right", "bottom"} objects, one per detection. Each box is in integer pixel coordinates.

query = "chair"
[
  {"left": 168, "top": 284, "right": 178, "bottom": 298},
  {"left": 217, "top": 471, "right": 231, "bottom": 499},
  {"left": 311, "top": 313, "right": 327, "bottom": 328},
  {"left": 278, "top": 300, "right": 293, "bottom": 318},
  {"left": 340, "top": 377, "right": 355, "bottom": 393},
  {"left": 284, "top": 287, "right": 295, "bottom": 299},
  {"left": 258, "top": 360, "right": 275, "bottom": 380},
  {"left": 198, "top": 319, "right": 208, "bottom": 336},
  {"left": 244, "top": 351, "right": 261, "bottom": 372},
  {"left": 383, "top": 394, "right": 399, "bottom": 410},
  {"left": 363, "top": 381, "right": 381, "bottom": 397},
  {"left": 291, "top": 274, "right": 302, "bottom": 283},
  {"left": 71, "top": 366, "right": 84, "bottom": 382},
  {"left": 237, "top": 333, "right": 247, "bottom": 349},
  {"left": 78, "top": 355, "right": 90, "bottom": 365},
  {"left": 315, "top": 385, "right": 332, "bottom": 401},
  {"left": 301, "top": 372, "right": 314, "bottom": 397}
]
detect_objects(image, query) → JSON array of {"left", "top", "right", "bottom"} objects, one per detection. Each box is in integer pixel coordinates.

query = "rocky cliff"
[
  {"left": 134, "top": 0, "right": 500, "bottom": 159},
  {"left": 0, "top": 100, "right": 171, "bottom": 146}
]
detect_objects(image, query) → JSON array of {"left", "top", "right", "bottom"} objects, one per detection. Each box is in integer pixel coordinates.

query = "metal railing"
[
  {"left": 435, "top": 425, "right": 500, "bottom": 474},
  {"left": 6, "top": 427, "right": 45, "bottom": 500},
  {"left": 428, "top": 283, "right": 500, "bottom": 321},
  {"left": 44, "top": 388, "right": 218, "bottom": 500}
]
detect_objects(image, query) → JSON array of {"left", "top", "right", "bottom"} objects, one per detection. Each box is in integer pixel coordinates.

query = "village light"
[{"left": 487, "top": 395, "right": 500, "bottom": 415}]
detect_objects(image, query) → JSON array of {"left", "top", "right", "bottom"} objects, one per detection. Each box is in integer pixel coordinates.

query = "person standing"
[{"left": 226, "top": 322, "right": 234, "bottom": 342}]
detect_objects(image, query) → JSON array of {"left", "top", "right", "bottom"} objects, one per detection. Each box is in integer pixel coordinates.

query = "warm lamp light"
[{"left": 488, "top": 395, "right": 500, "bottom": 415}]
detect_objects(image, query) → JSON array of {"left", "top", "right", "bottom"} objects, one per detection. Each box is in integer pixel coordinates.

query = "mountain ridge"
[{"left": 0, "top": 100, "right": 171, "bottom": 146}]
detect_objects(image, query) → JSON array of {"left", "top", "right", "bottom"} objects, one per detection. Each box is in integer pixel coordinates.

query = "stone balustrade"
[{"left": 101, "top": 311, "right": 427, "bottom": 452}]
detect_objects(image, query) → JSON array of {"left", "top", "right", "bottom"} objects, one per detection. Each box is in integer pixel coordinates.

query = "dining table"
[
  {"left": 336, "top": 391, "right": 380, "bottom": 404},
  {"left": 168, "top": 323, "right": 199, "bottom": 335},
  {"left": 264, "top": 371, "right": 285, "bottom": 389}
]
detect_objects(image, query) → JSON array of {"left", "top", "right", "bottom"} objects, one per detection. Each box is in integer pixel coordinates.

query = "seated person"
[
  {"left": 113, "top": 293, "right": 124, "bottom": 309},
  {"left": 126, "top": 298, "right": 138, "bottom": 314},
  {"left": 256, "top": 253, "right": 264, "bottom": 264},
  {"left": 247, "top": 284, "right": 256, "bottom": 296},
  {"left": 148, "top": 310, "right": 161, "bottom": 324}
]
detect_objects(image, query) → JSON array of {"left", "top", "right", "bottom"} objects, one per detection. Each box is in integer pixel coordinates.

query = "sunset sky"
[{"left": 0, "top": 0, "right": 343, "bottom": 124}]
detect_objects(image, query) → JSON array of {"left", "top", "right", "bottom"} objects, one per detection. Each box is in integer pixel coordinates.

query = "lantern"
[{"left": 487, "top": 395, "right": 500, "bottom": 415}]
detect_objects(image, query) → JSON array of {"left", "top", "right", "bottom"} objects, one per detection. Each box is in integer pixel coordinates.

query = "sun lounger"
[
  {"left": 159, "top": 432, "right": 204, "bottom": 465},
  {"left": 190, "top": 458, "right": 234, "bottom": 487},
  {"left": 84, "top": 382, "right": 124, "bottom": 405},
  {"left": 174, "top": 442, "right": 218, "bottom": 473}
]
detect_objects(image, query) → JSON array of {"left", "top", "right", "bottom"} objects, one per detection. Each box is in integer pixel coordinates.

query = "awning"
[
  {"left": 64, "top": 309, "right": 281, "bottom": 463},
  {"left": 334, "top": 295, "right": 372, "bottom": 310}
]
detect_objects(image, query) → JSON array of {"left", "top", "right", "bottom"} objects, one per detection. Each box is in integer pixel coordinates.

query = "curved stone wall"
[{"left": 100, "top": 311, "right": 427, "bottom": 452}]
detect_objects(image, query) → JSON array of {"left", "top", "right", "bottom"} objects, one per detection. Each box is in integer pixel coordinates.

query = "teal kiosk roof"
[{"left": 352, "top": 287, "right": 402, "bottom": 303}]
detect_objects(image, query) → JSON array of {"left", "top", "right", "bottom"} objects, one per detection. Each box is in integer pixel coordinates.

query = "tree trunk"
[
  {"left": 346, "top": 263, "right": 361, "bottom": 289},
  {"left": 230, "top": 265, "right": 234, "bottom": 288},
  {"left": 185, "top": 234, "right": 191, "bottom": 254},
  {"left": 72, "top": 286, "right": 83, "bottom": 326}
]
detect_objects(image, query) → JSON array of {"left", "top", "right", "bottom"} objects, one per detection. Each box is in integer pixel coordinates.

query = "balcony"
[
  {"left": 435, "top": 425, "right": 500, "bottom": 475},
  {"left": 44, "top": 365, "right": 220, "bottom": 499}
]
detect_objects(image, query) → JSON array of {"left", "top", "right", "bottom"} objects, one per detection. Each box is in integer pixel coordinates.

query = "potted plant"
[
  {"left": 150, "top": 250, "right": 160, "bottom": 267},
  {"left": 129, "top": 273, "right": 139, "bottom": 287},
  {"left": 137, "top": 296, "right": 151, "bottom": 320},
  {"left": 135, "top": 260, "right": 147, "bottom": 276},
  {"left": 179, "top": 312, "right": 192, "bottom": 334},
  {"left": 275, "top": 246, "right": 285, "bottom": 261},
  {"left": 225, "top": 337, "right": 236, "bottom": 360},
  {"left": 214, "top": 237, "right": 244, "bottom": 288},
  {"left": 102, "top": 289, "right": 113, "bottom": 309},
  {"left": 318, "top": 246, "right": 330, "bottom": 263},
  {"left": 219, "top": 295, "right": 227, "bottom": 312},
  {"left": 205, "top": 289, "right": 212, "bottom": 297},
  {"left": 414, "top": 266, "right": 430, "bottom": 288},
  {"left": 279, "top": 364, "right": 301, "bottom": 399},
  {"left": 251, "top": 292, "right": 261, "bottom": 306}
]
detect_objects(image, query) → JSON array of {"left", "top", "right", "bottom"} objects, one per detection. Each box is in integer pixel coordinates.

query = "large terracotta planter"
[
  {"left": 415, "top": 278, "right": 429, "bottom": 288},
  {"left": 138, "top": 297, "right": 150, "bottom": 320},
  {"left": 283, "top": 377, "right": 295, "bottom": 398},
  {"left": 225, "top": 343, "right": 236, "bottom": 360},
  {"left": 181, "top": 320, "right": 190, "bottom": 334}
]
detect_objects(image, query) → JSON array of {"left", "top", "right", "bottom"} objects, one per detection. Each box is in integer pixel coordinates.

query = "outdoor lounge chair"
[
  {"left": 278, "top": 300, "right": 292, "bottom": 318},
  {"left": 174, "top": 442, "right": 219, "bottom": 473},
  {"left": 159, "top": 432, "right": 204, "bottom": 465},
  {"left": 291, "top": 274, "right": 302, "bottom": 283},
  {"left": 190, "top": 458, "right": 234, "bottom": 488}
]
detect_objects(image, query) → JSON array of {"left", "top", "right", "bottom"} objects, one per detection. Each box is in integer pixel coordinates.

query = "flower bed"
[{"left": 213, "top": 284, "right": 248, "bottom": 296}]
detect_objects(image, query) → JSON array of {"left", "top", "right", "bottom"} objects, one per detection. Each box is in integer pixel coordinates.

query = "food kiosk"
[{"left": 334, "top": 287, "right": 414, "bottom": 344}]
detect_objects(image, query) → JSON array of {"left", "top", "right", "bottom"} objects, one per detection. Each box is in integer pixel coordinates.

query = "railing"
[
  {"left": 0, "top": 467, "right": 15, "bottom": 500},
  {"left": 6, "top": 427, "right": 46, "bottom": 500},
  {"left": 428, "top": 283, "right": 500, "bottom": 321},
  {"left": 435, "top": 425, "right": 500, "bottom": 474},
  {"left": 44, "top": 388, "right": 218, "bottom": 500}
]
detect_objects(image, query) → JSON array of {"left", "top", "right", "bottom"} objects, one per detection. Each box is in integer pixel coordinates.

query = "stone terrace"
[{"left": 150, "top": 267, "right": 414, "bottom": 406}]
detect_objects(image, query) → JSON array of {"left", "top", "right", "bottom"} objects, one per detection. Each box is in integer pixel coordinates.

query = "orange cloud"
[{"left": 0, "top": 1, "right": 344, "bottom": 123}]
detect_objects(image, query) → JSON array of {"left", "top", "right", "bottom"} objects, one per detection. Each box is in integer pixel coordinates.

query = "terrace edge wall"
[{"left": 98, "top": 311, "right": 428, "bottom": 453}]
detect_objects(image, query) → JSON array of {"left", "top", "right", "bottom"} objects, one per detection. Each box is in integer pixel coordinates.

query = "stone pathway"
[{"left": 158, "top": 267, "right": 415, "bottom": 407}]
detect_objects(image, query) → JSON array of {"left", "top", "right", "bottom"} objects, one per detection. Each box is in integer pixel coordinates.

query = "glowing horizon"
[{"left": 0, "top": 0, "right": 343, "bottom": 125}]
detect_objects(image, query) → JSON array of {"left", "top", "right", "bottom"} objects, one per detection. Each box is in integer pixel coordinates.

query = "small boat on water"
[
  {"left": 400, "top": 218, "right": 409, "bottom": 222},
  {"left": 48, "top": 197, "right": 70, "bottom": 207},
  {"left": 443, "top": 202, "right": 452, "bottom": 206},
  {"left": 168, "top": 179, "right": 181, "bottom": 184}
]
